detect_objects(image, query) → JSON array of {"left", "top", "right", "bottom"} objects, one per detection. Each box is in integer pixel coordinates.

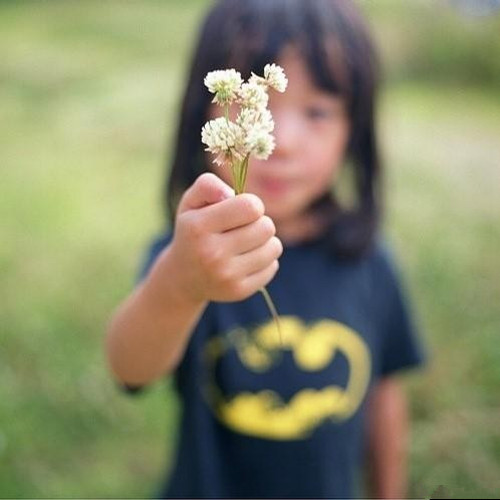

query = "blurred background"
[{"left": 1, "top": 0, "right": 499, "bottom": 498}]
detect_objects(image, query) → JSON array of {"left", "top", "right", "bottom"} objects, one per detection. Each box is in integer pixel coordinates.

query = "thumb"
[{"left": 177, "top": 172, "right": 235, "bottom": 214}]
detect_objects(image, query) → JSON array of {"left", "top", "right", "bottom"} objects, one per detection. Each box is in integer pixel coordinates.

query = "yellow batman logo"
[{"left": 203, "top": 316, "right": 371, "bottom": 440}]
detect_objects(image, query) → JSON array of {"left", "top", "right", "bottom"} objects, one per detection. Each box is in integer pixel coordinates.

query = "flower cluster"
[
  {"left": 200, "top": 64, "right": 287, "bottom": 344},
  {"left": 201, "top": 64, "right": 288, "bottom": 177}
]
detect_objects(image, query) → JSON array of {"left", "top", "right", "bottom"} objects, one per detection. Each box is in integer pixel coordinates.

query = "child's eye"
[{"left": 305, "top": 106, "right": 336, "bottom": 121}]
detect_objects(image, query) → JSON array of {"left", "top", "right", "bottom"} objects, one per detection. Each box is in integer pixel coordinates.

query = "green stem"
[
  {"left": 260, "top": 286, "right": 282, "bottom": 345},
  {"left": 240, "top": 154, "right": 250, "bottom": 193},
  {"left": 231, "top": 161, "right": 240, "bottom": 194},
  {"left": 238, "top": 158, "right": 245, "bottom": 193}
]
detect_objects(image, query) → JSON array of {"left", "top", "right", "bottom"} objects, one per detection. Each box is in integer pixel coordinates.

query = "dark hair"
[{"left": 166, "top": 0, "right": 382, "bottom": 259}]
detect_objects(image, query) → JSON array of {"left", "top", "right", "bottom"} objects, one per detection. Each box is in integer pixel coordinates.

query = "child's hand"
[{"left": 168, "top": 173, "right": 282, "bottom": 304}]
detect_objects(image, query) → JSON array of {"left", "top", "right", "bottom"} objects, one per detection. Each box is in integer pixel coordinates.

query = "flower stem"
[
  {"left": 229, "top": 151, "right": 281, "bottom": 345},
  {"left": 231, "top": 162, "right": 240, "bottom": 194},
  {"left": 240, "top": 154, "right": 250, "bottom": 192},
  {"left": 260, "top": 286, "right": 282, "bottom": 345}
]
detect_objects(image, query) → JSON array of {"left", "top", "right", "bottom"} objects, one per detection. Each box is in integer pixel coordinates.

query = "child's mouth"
[{"left": 258, "top": 178, "right": 291, "bottom": 196}]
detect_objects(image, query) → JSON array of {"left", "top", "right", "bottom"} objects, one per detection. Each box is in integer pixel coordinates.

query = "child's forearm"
[
  {"left": 366, "top": 378, "right": 409, "bottom": 499},
  {"left": 106, "top": 174, "right": 281, "bottom": 387},
  {"left": 105, "top": 246, "right": 207, "bottom": 387}
]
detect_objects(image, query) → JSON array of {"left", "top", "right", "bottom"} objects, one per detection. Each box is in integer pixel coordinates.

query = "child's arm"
[
  {"left": 105, "top": 173, "right": 282, "bottom": 387},
  {"left": 366, "top": 377, "right": 409, "bottom": 499}
]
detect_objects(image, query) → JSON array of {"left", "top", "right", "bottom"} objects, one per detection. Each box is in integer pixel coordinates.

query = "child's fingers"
[
  {"left": 178, "top": 173, "right": 234, "bottom": 214},
  {"left": 223, "top": 215, "right": 276, "bottom": 254},
  {"left": 236, "top": 260, "right": 280, "bottom": 299},
  {"left": 231, "top": 236, "right": 283, "bottom": 277},
  {"left": 202, "top": 193, "right": 265, "bottom": 233}
]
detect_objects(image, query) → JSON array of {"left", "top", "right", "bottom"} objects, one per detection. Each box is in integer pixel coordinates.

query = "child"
[{"left": 106, "top": 0, "right": 425, "bottom": 498}]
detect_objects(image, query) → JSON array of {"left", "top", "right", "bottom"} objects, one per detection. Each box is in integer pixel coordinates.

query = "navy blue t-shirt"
[{"left": 136, "top": 233, "right": 425, "bottom": 499}]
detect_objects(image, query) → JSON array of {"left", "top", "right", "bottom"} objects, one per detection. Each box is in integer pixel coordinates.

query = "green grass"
[
  {"left": 380, "top": 83, "right": 500, "bottom": 498},
  {"left": 1, "top": 1, "right": 500, "bottom": 498}
]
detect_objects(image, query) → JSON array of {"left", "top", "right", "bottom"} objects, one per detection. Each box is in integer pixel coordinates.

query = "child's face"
[{"left": 211, "top": 47, "right": 350, "bottom": 229}]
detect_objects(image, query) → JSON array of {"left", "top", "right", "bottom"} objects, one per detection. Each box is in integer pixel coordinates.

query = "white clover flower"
[
  {"left": 201, "top": 116, "right": 241, "bottom": 156},
  {"left": 245, "top": 129, "right": 275, "bottom": 160},
  {"left": 235, "top": 108, "right": 274, "bottom": 158},
  {"left": 238, "top": 81, "right": 269, "bottom": 110},
  {"left": 204, "top": 69, "right": 243, "bottom": 105},
  {"left": 264, "top": 63, "right": 288, "bottom": 93},
  {"left": 248, "top": 73, "right": 266, "bottom": 87},
  {"left": 256, "top": 108, "right": 274, "bottom": 133},
  {"left": 236, "top": 108, "right": 274, "bottom": 135},
  {"left": 235, "top": 107, "right": 256, "bottom": 133}
]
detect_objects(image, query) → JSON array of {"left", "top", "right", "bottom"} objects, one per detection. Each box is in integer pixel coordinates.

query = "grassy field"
[{"left": 1, "top": 1, "right": 499, "bottom": 498}]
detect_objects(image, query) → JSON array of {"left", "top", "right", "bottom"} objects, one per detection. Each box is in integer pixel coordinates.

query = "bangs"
[{"left": 222, "top": 0, "right": 352, "bottom": 100}]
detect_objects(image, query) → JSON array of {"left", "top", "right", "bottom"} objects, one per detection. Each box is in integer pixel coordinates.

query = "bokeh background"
[{"left": 1, "top": 0, "right": 499, "bottom": 498}]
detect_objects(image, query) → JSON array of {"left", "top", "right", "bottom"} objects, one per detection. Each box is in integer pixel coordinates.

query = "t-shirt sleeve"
[
  {"left": 375, "top": 245, "right": 426, "bottom": 377},
  {"left": 135, "top": 232, "right": 173, "bottom": 285}
]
